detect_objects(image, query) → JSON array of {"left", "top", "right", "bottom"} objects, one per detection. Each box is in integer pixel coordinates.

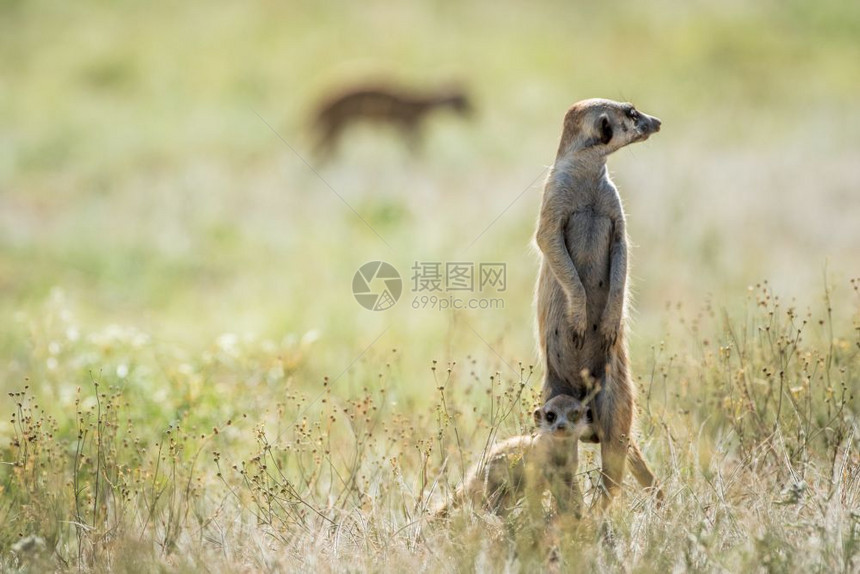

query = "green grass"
[{"left": 2, "top": 0, "right": 860, "bottom": 571}]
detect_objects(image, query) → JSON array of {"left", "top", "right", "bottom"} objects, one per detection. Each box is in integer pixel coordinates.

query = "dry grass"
[{"left": 3, "top": 283, "right": 859, "bottom": 572}]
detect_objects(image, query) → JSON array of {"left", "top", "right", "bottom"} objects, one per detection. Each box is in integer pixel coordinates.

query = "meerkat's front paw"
[
  {"left": 599, "top": 316, "right": 620, "bottom": 353},
  {"left": 567, "top": 305, "right": 588, "bottom": 349}
]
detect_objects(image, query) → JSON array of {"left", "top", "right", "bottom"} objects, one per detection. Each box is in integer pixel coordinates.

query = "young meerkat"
[
  {"left": 535, "top": 98, "right": 662, "bottom": 507},
  {"left": 434, "top": 394, "right": 589, "bottom": 519}
]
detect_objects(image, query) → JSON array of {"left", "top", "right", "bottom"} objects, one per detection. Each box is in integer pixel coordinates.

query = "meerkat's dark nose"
[
  {"left": 556, "top": 422, "right": 567, "bottom": 431},
  {"left": 651, "top": 117, "right": 662, "bottom": 132}
]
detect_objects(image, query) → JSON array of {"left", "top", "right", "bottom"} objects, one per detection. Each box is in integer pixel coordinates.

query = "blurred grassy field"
[{"left": 2, "top": 0, "right": 860, "bottom": 571}]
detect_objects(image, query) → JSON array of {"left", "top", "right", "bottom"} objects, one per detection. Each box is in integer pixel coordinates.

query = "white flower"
[
  {"left": 301, "top": 330, "right": 321, "bottom": 347},
  {"left": 216, "top": 333, "right": 239, "bottom": 355}
]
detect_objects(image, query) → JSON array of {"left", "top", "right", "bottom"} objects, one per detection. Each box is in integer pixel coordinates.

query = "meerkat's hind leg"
[
  {"left": 598, "top": 440, "right": 627, "bottom": 508},
  {"left": 593, "top": 369, "right": 629, "bottom": 507}
]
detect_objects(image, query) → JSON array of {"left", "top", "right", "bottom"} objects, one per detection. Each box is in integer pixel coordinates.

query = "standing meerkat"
[
  {"left": 535, "top": 98, "right": 662, "bottom": 506},
  {"left": 434, "top": 394, "right": 589, "bottom": 519}
]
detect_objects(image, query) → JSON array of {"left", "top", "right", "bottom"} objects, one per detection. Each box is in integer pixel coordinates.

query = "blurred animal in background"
[{"left": 310, "top": 84, "right": 472, "bottom": 159}]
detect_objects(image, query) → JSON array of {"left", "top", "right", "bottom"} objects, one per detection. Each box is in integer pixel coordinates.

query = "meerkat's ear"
[
  {"left": 599, "top": 114, "right": 613, "bottom": 145},
  {"left": 533, "top": 407, "right": 543, "bottom": 426}
]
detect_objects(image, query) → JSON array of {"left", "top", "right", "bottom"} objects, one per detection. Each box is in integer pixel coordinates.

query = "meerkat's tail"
[
  {"left": 429, "top": 485, "right": 466, "bottom": 521},
  {"left": 627, "top": 441, "right": 664, "bottom": 502},
  {"left": 429, "top": 461, "right": 485, "bottom": 520},
  {"left": 431, "top": 498, "right": 453, "bottom": 520}
]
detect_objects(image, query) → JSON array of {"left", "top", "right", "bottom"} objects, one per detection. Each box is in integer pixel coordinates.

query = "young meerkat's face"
[
  {"left": 533, "top": 394, "right": 589, "bottom": 439},
  {"left": 557, "top": 98, "right": 661, "bottom": 158}
]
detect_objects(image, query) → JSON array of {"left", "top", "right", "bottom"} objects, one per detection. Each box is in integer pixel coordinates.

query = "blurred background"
[{"left": 2, "top": 0, "right": 859, "bottom": 397}]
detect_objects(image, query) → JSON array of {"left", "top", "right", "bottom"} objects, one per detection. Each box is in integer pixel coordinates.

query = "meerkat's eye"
[
  {"left": 545, "top": 411, "right": 557, "bottom": 424},
  {"left": 628, "top": 108, "right": 639, "bottom": 119}
]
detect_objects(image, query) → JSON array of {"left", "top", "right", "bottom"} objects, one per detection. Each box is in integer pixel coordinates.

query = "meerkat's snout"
[{"left": 635, "top": 112, "right": 662, "bottom": 141}]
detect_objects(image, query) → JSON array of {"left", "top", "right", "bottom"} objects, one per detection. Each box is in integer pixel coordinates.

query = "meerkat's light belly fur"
[{"left": 539, "top": 186, "right": 618, "bottom": 389}]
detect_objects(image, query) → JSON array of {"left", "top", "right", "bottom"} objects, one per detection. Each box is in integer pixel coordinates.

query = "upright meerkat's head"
[
  {"left": 556, "top": 98, "right": 661, "bottom": 160},
  {"left": 533, "top": 394, "right": 588, "bottom": 439}
]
